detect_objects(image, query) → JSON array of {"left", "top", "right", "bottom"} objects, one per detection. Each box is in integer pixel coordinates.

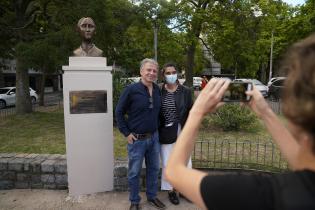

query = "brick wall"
[
  {"left": 0, "top": 153, "right": 67, "bottom": 190},
  {"left": 0, "top": 154, "right": 160, "bottom": 191},
  {"left": 0, "top": 153, "right": 272, "bottom": 191}
]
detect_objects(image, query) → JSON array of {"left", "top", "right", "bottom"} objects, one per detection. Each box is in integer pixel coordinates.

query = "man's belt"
[{"left": 132, "top": 132, "right": 152, "bottom": 140}]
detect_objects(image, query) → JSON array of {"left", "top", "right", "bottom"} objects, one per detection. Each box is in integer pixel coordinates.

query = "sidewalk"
[{"left": 0, "top": 190, "right": 200, "bottom": 210}]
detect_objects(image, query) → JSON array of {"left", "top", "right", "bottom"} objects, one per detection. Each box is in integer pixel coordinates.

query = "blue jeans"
[{"left": 127, "top": 130, "right": 160, "bottom": 204}]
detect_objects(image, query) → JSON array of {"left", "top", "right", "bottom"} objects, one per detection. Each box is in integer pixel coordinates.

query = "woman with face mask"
[{"left": 159, "top": 62, "right": 193, "bottom": 205}]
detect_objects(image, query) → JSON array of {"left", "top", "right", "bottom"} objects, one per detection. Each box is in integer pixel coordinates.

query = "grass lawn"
[
  {"left": 0, "top": 109, "right": 66, "bottom": 154},
  {"left": 0, "top": 108, "right": 128, "bottom": 158},
  {"left": 0, "top": 108, "right": 279, "bottom": 160}
]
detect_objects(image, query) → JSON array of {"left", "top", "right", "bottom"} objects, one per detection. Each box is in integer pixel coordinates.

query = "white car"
[
  {"left": 267, "top": 77, "right": 286, "bottom": 88},
  {"left": 0, "top": 87, "right": 38, "bottom": 109},
  {"left": 178, "top": 78, "right": 185, "bottom": 85},
  {"left": 193, "top": 77, "right": 202, "bottom": 90},
  {"left": 175, "top": 77, "right": 202, "bottom": 89},
  {"left": 234, "top": 79, "right": 269, "bottom": 97}
]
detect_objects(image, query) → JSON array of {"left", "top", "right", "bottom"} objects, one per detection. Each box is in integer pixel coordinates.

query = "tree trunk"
[
  {"left": 39, "top": 72, "right": 46, "bottom": 106},
  {"left": 184, "top": 1, "right": 209, "bottom": 88},
  {"left": 260, "top": 63, "right": 267, "bottom": 84},
  {"left": 186, "top": 42, "right": 196, "bottom": 88},
  {"left": 16, "top": 58, "right": 32, "bottom": 114},
  {"left": 0, "top": 70, "right": 4, "bottom": 87},
  {"left": 234, "top": 60, "right": 238, "bottom": 79}
]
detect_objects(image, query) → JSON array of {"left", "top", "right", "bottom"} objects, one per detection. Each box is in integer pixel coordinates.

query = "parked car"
[
  {"left": 121, "top": 77, "right": 141, "bottom": 84},
  {"left": 267, "top": 77, "right": 286, "bottom": 88},
  {"left": 268, "top": 77, "right": 286, "bottom": 101},
  {"left": 193, "top": 77, "right": 202, "bottom": 90},
  {"left": 0, "top": 87, "right": 38, "bottom": 109},
  {"left": 178, "top": 78, "right": 185, "bottom": 85},
  {"left": 178, "top": 77, "right": 202, "bottom": 90},
  {"left": 234, "top": 78, "right": 269, "bottom": 97}
]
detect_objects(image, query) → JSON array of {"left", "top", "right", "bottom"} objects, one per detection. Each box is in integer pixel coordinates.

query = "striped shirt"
[{"left": 161, "top": 88, "right": 178, "bottom": 126}]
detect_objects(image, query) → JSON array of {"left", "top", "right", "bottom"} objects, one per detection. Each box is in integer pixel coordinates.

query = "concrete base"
[{"left": 62, "top": 57, "right": 113, "bottom": 196}]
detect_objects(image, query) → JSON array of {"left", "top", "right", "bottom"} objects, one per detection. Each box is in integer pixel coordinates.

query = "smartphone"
[{"left": 222, "top": 81, "right": 253, "bottom": 102}]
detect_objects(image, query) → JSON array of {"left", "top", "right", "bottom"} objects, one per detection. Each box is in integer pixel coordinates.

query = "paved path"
[{"left": 0, "top": 190, "right": 200, "bottom": 210}]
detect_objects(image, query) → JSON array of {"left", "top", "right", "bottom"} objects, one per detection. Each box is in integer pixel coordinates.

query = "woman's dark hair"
[
  {"left": 281, "top": 33, "right": 315, "bottom": 153},
  {"left": 161, "top": 62, "right": 177, "bottom": 75}
]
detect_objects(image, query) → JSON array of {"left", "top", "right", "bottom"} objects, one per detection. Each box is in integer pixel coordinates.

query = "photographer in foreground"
[{"left": 165, "top": 34, "right": 315, "bottom": 210}]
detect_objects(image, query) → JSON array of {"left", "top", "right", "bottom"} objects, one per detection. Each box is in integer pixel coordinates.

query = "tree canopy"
[
  {"left": 1, "top": 0, "right": 315, "bottom": 111},
  {"left": 2, "top": 0, "right": 315, "bottom": 77}
]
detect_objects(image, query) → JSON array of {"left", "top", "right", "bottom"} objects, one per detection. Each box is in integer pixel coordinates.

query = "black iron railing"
[{"left": 192, "top": 139, "right": 288, "bottom": 172}]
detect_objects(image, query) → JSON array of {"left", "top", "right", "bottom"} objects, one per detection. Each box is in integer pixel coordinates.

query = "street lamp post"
[
  {"left": 152, "top": 4, "right": 160, "bottom": 62},
  {"left": 269, "top": 30, "right": 274, "bottom": 82},
  {"left": 154, "top": 21, "right": 158, "bottom": 62}
]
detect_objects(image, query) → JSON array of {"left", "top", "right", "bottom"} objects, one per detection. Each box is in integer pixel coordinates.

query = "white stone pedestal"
[{"left": 62, "top": 57, "right": 113, "bottom": 196}]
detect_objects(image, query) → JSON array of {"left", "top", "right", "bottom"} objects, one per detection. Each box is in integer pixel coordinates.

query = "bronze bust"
[{"left": 73, "top": 17, "right": 103, "bottom": 57}]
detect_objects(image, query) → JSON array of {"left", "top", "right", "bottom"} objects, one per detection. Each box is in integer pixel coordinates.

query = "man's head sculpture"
[{"left": 73, "top": 17, "right": 103, "bottom": 57}]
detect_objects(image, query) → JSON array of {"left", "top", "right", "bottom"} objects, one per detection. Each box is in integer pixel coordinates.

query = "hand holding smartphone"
[{"left": 222, "top": 81, "right": 253, "bottom": 102}]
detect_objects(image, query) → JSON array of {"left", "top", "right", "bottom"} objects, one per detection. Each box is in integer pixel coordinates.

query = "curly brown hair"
[{"left": 281, "top": 33, "right": 315, "bottom": 153}]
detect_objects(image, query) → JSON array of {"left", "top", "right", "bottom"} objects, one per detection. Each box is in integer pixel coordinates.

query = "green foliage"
[
  {"left": 211, "top": 104, "right": 258, "bottom": 131},
  {"left": 17, "top": 38, "right": 59, "bottom": 73},
  {"left": 2, "top": 0, "right": 315, "bottom": 90},
  {"left": 201, "top": 0, "right": 290, "bottom": 80},
  {"left": 0, "top": 0, "right": 13, "bottom": 59}
]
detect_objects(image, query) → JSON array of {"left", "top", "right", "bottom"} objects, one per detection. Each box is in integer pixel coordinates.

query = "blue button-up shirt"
[{"left": 115, "top": 81, "right": 161, "bottom": 137}]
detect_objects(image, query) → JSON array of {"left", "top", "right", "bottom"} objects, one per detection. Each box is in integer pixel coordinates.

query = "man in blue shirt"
[{"left": 115, "top": 58, "right": 166, "bottom": 210}]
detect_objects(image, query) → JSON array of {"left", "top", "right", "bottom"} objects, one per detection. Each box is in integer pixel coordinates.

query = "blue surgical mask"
[{"left": 165, "top": 74, "right": 177, "bottom": 84}]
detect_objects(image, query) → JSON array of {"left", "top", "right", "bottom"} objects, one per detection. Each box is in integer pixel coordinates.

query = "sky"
[{"left": 282, "top": 0, "right": 305, "bottom": 6}]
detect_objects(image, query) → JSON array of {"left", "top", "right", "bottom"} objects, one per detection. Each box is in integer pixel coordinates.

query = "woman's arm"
[
  {"left": 166, "top": 112, "right": 207, "bottom": 209},
  {"left": 165, "top": 78, "right": 230, "bottom": 209},
  {"left": 246, "top": 87, "right": 300, "bottom": 169}
]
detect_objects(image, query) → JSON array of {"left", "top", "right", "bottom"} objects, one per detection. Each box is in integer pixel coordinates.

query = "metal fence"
[
  {"left": 267, "top": 100, "right": 282, "bottom": 114},
  {"left": 0, "top": 106, "right": 16, "bottom": 118},
  {"left": 189, "top": 99, "right": 285, "bottom": 172},
  {"left": 192, "top": 139, "right": 288, "bottom": 172}
]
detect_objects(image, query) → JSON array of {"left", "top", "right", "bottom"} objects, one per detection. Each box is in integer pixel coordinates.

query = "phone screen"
[{"left": 222, "top": 82, "right": 252, "bottom": 102}]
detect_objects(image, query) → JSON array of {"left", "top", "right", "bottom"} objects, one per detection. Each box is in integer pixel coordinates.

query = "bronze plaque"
[{"left": 70, "top": 90, "right": 107, "bottom": 114}]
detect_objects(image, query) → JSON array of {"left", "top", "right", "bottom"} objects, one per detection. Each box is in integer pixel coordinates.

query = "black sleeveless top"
[{"left": 200, "top": 170, "right": 315, "bottom": 210}]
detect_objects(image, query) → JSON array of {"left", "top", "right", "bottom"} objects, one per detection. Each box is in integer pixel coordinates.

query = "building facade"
[{"left": 0, "top": 59, "right": 62, "bottom": 92}]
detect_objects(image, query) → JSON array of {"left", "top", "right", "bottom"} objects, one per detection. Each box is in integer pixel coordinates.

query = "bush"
[{"left": 211, "top": 104, "right": 258, "bottom": 131}]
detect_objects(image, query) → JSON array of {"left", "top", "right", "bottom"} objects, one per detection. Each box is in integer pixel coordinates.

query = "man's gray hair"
[{"left": 140, "top": 58, "right": 158, "bottom": 70}]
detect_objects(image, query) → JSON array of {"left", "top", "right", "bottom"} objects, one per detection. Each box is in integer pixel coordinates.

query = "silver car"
[
  {"left": 267, "top": 77, "right": 286, "bottom": 88},
  {"left": 0, "top": 87, "right": 38, "bottom": 109},
  {"left": 234, "top": 79, "right": 269, "bottom": 97}
]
